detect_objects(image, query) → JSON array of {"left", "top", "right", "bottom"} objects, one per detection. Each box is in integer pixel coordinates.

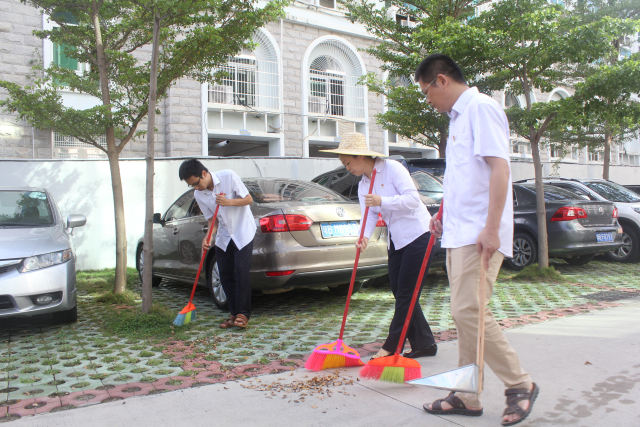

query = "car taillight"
[
  {"left": 612, "top": 207, "right": 618, "bottom": 218},
  {"left": 260, "top": 214, "right": 312, "bottom": 232},
  {"left": 376, "top": 213, "right": 386, "bottom": 227},
  {"left": 551, "top": 206, "right": 587, "bottom": 221},
  {"left": 265, "top": 270, "right": 295, "bottom": 277}
]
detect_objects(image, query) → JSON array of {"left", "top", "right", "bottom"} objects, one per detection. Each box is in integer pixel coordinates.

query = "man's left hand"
[{"left": 216, "top": 193, "right": 230, "bottom": 206}]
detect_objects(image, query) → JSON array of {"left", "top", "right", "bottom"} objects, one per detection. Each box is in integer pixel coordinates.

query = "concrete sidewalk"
[{"left": 11, "top": 299, "right": 640, "bottom": 426}]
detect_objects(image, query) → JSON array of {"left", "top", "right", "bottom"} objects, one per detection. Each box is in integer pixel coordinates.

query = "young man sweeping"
[{"left": 179, "top": 159, "right": 256, "bottom": 329}]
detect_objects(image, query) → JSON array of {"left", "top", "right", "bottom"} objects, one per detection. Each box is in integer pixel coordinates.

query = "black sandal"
[
  {"left": 501, "top": 382, "right": 540, "bottom": 426},
  {"left": 423, "top": 392, "right": 483, "bottom": 417}
]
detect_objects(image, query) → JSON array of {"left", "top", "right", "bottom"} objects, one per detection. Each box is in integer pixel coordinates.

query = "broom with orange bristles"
[
  {"left": 359, "top": 203, "right": 443, "bottom": 383},
  {"left": 305, "top": 169, "right": 378, "bottom": 371},
  {"left": 173, "top": 202, "right": 221, "bottom": 327}
]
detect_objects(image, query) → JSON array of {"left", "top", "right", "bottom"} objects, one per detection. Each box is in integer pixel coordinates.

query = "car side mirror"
[
  {"left": 66, "top": 214, "right": 86, "bottom": 229},
  {"left": 153, "top": 213, "right": 163, "bottom": 224}
]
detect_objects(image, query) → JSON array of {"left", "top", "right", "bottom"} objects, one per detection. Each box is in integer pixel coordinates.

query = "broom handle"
[
  {"left": 476, "top": 264, "right": 487, "bottom": 393},
  {"left": 187, "top": 200, "right": 221, "bottom": 304},
  {"left": 339, "top": 168, "right": 377, "bottom": 340},
  {"left": 394, "top": 203, "right": 443, "bottom": 355}
]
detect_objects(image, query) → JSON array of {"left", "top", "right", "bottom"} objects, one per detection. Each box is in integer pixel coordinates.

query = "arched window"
[
  {"left": 209, "top": 30, "right": 280, "bottom": 111},
  {"left": 306, "top": 39, "right": 365, "bottom": 120}
]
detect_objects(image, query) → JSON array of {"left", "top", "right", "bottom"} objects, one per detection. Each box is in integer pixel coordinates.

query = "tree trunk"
[
  {"left": 530, "top": 137, "right": 549, "bottom": 269},
  {"left": 92, "top": 1, "right": 127, "bottom": 293},
  {"left": 142, "top": 13, "right": 161, "bottom": 313},
  {"left": 438, "top": 125, "right": 448, "bottom": 158},
  {"left": 107, "top": 149, "right": 128, "bottom": 293},
  {"left": 603, "top": 131, "right": 612, "bottom": 180}
]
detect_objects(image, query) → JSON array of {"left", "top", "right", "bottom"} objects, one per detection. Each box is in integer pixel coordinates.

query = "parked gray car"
[
  {"left": 517, "top": 178, "right": 640, "bottom": 263},
  {"left": 0, "top": 188, "right": 86, "bottom": 323},
  {"left": 508, "top": 183, "right": 623, "bottom": 269},
  {"left": 136, "top": 178, "right": 388, "bottom": 308}
]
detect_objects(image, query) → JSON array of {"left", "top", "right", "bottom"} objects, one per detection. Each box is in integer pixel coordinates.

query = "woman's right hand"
[
  {"left": 357, "top": 236, "right": 369, "bottom": 251},
  {"left": 202, "top": 236, "right": 212, "bottom": 252}
]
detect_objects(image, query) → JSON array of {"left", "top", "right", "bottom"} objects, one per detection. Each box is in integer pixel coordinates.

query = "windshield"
[
  {"left": 244, "top": 179, "right": 348, "bottom": 203},
  {"left": 0, "top": 190, "right": 54, "bottom": 226},
  {"left": 411, "top": 171, "right": 443, "bottom": 204},
  {"left": 583, "top": 181, "right": 640, "bottom": 203}
]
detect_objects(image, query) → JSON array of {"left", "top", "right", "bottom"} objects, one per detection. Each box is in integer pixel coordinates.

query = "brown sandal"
[
  {"left": 423, "top": 392, "right": 483, "bottom": 417},
  {"left": 501, "top": 383, "right": 539, "bottom": 426},
  {"left": 219, "top": 315, "right": 236, "bottom": 329},
  {"left": 233, "top": 313, "right": 249, "bottom": 328}
]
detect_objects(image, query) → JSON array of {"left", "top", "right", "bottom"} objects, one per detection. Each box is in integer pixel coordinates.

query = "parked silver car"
[
  {"left": 136, "top": 178, "right": 389, "bottom": 308},
  {"left": 0, "top": 188, "right": 86, "bottom": 323}
]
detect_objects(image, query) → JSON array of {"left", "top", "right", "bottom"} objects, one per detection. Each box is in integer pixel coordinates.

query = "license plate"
[
  {"left": 320, "top": 221, "right": 360, "bottom": 238},
  {"left": 596, "top": 232, "right": 614, "bottom": 242}
]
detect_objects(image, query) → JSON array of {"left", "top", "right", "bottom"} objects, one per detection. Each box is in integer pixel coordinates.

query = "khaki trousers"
[{"left": 447, "top": 245, "right": 532, "bottom": 407}]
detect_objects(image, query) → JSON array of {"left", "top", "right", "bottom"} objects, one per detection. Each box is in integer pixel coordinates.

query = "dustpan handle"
[
  {"left": 187, "top": 199, "right": 221, "bottom": 304},
  {"left": 339, "top": 168, "right": 377, "bottom": 340},
  {"left": 394, "top": 203, "right": 443, "bottom": 355},
  {"left": 476, "top": 263, "right": 487, "bottom": 393}
]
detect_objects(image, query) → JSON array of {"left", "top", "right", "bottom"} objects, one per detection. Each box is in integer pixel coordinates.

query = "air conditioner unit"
[
  {"left": 400, "top": 19, "right": 417, "bottom": 28},
  {"left": 210, "top": 84, "right": 233, "bottom": 104},
  {"left": 309, "top": 95, "right": 327, "bottom": 114}
]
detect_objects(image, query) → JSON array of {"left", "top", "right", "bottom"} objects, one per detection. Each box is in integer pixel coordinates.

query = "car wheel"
[
  {"left": 564, "top": 254, "right": 595, "bottom": 266},
  {"left": 328, "top": 280, "right": 364, "bottom": 296},
  {"left": 136, "top": 246, "right": 162, "bottom": 287},
  {"left": 506, "top": 232, "right": 537, "bottom": 270},
  {"left": 606, "top": 226, "right": 640, "bottom": 263},
  {"left": 54, "top": 305, "right": 77, "bottom": 324},
  {"left": 208, "top": 260, "right": 228, "bottom": 309}
]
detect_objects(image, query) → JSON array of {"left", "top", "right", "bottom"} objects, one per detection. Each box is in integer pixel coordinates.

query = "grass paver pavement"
[{"left": 0, "top": 259, "right": 638, "bottom": 421}]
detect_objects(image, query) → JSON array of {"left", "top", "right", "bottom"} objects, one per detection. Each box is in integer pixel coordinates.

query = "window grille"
[
  {"left": 208, "top": 31, "right": 279, "bottom": 111},
  {"left": 53, "top": 132, "right": 107, "bottom": 159},
  {"left": 307, "top": 40, "right": 365, "bottom": 120}
]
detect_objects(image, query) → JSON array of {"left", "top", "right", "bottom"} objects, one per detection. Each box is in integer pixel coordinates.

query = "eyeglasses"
[
  {"left": 188, "top": 177, "right": 201, "bottom": 188},
  {"left": 421, "top": 77, "right": 438, "bottom": 97}
]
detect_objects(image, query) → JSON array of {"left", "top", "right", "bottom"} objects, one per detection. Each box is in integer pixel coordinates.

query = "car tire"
[
  {"left": 54, "top": 305, "right": 77, "bottom": 324},
  {"left": 208, "top": 259, "right": 228, "bottom": 309},
  {"left": 136, "top": 245, "right": 162, "bottom": 287},
  {"left": 506, "top": 232, "right": 537, "bottom": 270},
  {"left": 564, "top": 254, "right": 595, "bottom": 266},
  {"left": 328, "top": 280, "right": 364, "bottom": 296},
  {"left": 606, "top": 225, "right": 640, "bottom": 263}
]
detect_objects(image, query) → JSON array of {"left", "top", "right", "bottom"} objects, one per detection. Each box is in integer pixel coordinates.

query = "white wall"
[
  {"left": 0, "top": 157, "right": 340, "bottom": 270},
  {"left": 1, "top": 157, "right": 637, "bottom": 270}
]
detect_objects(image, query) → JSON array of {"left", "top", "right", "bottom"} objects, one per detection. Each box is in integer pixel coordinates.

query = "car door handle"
[
  {"left": 172, "top": 227, "right": 179, "bottom": 235},
  {"left": 202, "top": 226, "right": 209, "bottom": 234}
]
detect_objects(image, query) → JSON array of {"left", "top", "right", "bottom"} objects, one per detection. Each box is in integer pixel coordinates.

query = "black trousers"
[
  {"left": 215, "top": 239, "right": 253, "bottom": 318},
  {"left": 382, "top": 231, "right": 436, "bottom": 353}
]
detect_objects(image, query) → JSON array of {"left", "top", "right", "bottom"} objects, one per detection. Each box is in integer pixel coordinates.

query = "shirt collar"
[
  {"left": 362, "top": 158, "right": 386, "bottom": 185},
  {"left": 447, "top": 87, "right": 478, "bottom": 120}
]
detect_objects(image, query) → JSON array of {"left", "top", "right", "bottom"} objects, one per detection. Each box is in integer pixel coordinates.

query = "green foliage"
[
  {"left": 101, "top": 304, "right": 176, "bottom": 340},
  {"left": 511, "top": 265, "right": 566, "bottom": 283}
]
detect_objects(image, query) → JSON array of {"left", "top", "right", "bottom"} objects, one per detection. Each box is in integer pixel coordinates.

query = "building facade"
[{"left": 1, "top": 0, "right": 639, "bottom": 169}]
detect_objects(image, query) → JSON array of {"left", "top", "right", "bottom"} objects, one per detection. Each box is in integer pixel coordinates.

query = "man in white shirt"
[
  {"left": 415, "top": 54, "right": 538, "bottom": 426},
  {"left": 179, "top": 159, "right": 256, "bottom": 329}
]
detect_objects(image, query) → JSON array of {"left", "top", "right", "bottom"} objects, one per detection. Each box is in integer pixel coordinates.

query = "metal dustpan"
[
  {"left": 408, "top": 266, "right": 488, "bottom": 393},
  {"left": 409, "top": 363, "right": 479, "bottom": 393}
]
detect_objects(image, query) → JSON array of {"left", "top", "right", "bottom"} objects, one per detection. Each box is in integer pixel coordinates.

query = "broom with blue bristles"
[
  {"left": 305, "top": 169, "right": 377, "bottom": 371},
  {"left": 173, "top": 203, "right": 220, "bottom": 327}
]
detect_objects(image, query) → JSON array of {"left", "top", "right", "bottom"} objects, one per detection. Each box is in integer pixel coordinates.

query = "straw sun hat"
[{"left": 320, "top": 132, "right": 387, "bottom": 157}]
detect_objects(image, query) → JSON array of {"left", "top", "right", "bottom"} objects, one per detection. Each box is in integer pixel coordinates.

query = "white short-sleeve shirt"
[
  {"left": 359, "top": 158, "right": 431, "bottom": 250},
  {"left": 194, "top": 170, "right": 256, "bottom": 251},
  {"left": 442, "top": 87, "right": 514, "bottom": 257}
]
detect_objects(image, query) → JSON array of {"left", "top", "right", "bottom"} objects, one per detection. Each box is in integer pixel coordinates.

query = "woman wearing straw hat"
[{"left": 321, "top": 132, "right": 438, "bottom": 360}]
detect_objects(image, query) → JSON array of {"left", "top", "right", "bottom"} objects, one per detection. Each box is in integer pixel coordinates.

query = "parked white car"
[{"left": 0, "top": 188, "right": 86, "bottom": 323}]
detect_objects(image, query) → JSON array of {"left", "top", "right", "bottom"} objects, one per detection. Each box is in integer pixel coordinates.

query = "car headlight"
[
  {"left": 19, "top": 249, "right": 73, "bottom": 273},
  {"left": 633, "top": 207, "right": 640, "bottom": 215}
]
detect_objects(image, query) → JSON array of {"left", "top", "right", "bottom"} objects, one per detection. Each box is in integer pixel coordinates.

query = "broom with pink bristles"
[
  {"left": 305, "top": 169, "right": 378, "bottom": 371},
  {"left": 360, "top": 203, "right": 443, "bottom": 383}
]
